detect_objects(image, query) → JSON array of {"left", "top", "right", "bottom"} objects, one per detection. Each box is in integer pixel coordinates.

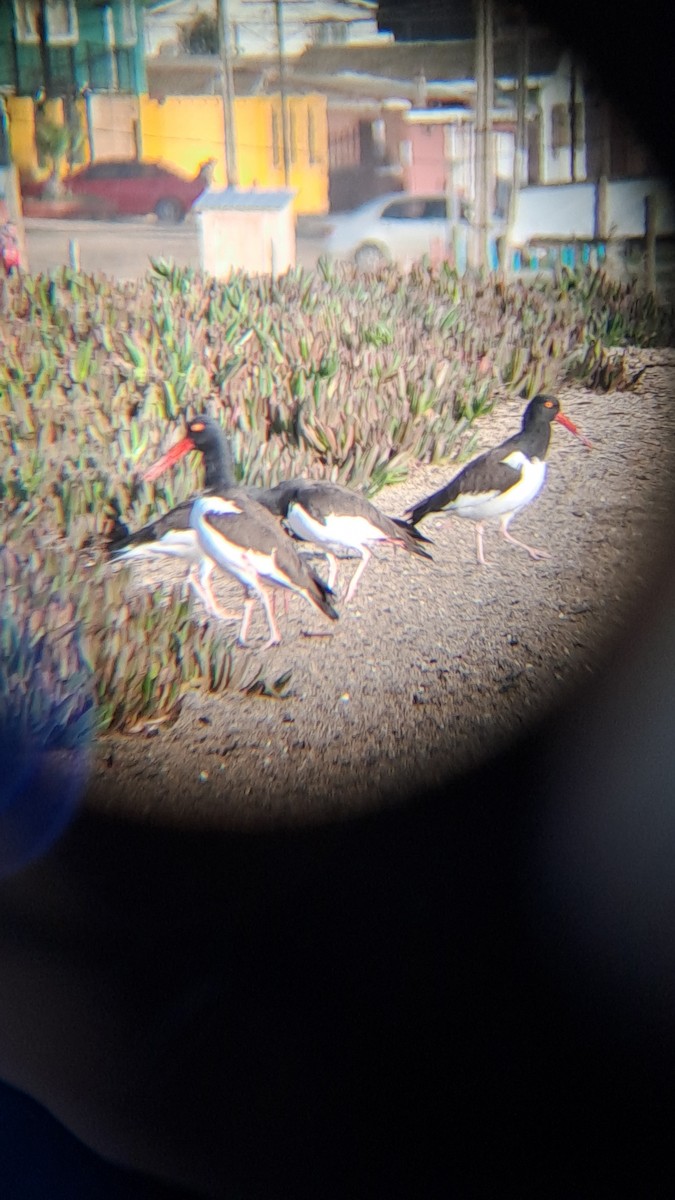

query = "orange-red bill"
[
  {"left": 142, "top": 436, "right": 196, "bottom": 482},
  {"left": 555, "top": 411, "right": 593, "bottom": 449}
]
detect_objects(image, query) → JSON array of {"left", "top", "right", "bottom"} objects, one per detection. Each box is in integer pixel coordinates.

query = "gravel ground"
[{"left": 86, "top": 350, "right": 675, "bottom": 829}]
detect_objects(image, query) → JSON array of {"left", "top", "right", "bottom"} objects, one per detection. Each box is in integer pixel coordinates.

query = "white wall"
[
  {"left": 144, "top": 0, "right": 387, "bottom": 59},
  {"left": 510, "top": 177, "right": 675, "bottom": 245},
  {"left": 537, "top": 53, "right": 587, "bottom": 184}
]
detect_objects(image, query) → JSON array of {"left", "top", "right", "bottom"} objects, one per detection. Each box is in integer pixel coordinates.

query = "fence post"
[
  {"left": 594, "top": 175, "right": 608, "bottom": 240},
  {"left": 644, "top": 193, "right": 657, "bottom": 295},
  {"left": 69, "top": 239, "right": 80, "bottom": 270}
]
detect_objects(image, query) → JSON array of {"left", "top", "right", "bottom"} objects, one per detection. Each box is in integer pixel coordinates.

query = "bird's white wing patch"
[
  {"left": 500, "top": 450, "right": 530, "bottom": 472},
  {"left": 192, "top": 495, "right": 243, "bottom": 520}
]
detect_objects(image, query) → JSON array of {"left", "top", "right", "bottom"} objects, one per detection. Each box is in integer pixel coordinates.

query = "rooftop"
[{"left": 196, "top": 187, "right": 297, "bottom": 212}]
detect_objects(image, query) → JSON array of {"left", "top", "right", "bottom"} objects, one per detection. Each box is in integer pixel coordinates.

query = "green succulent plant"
[{"left": 0, "top": 259, "right": 672, "bottom": 738}]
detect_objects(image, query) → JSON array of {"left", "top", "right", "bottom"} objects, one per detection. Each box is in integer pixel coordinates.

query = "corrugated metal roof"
[{"left": 196, "top": 187, "right": 296, "bottom": 211}]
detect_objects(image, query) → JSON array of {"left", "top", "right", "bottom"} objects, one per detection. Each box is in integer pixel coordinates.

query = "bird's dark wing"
[
  {"left": 404, "top": 446, "right": 523, "bottom": 525},
  {"left": 108, "top": 499, "right": 194, "bottom": 555}
]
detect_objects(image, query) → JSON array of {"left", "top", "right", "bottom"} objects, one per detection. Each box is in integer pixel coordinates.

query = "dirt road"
[{"left": 23, "top": 216, "right": 325, "bottom": 279}]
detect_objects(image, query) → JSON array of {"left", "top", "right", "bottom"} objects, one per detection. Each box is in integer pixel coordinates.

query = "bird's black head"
[
  {"left": 143, "top": 415, "right": 236, "bottom": 490},
  {"left": 185, "top": 416, "right": 236, "bottom": 491},
  {"left": 524, "top": 395, "right": 561, "bottom": 426},
  {"left": 523, "top": 394, "right": 592, "bottom": 448},
  {"left": 185, "top": 416, "right": 223, "bottom": 454}
]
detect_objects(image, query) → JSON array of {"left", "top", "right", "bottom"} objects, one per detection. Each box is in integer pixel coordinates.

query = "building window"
[
  {"left": 45, "top": 0, "right": 78, "bottom": 45},
  {"left": 551, "top": 101, "right": 585, "bottom": 150},
  {"left": 311, "top": 20, "right": 348, "bottom": 45},
  {"left": 13, "top": 0, "right": 39, "bottom": 43},
  {"left": 307, "top": 108, "right": 317, "bottom": 166},
  {"left": 271, "top": 109, "right": 281, "bottom": 169}
]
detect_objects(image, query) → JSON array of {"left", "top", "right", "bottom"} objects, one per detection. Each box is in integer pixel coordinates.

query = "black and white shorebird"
[
  {"left": 108, "top": 416, "right": 241, "bottom": 618},
  {"left": 188, "top": 492, "right": 338, "bottom": 648},
  {"left": 114, "top": 415, "right": 432, "bottom": 606},
  {"left": 110, "top": 416, "right": 337, "bottom": 645},
  {"left": 403, "top": 394, "right": 592, "bottom": 566},
  {"left": 258, "top": 478, "right": 433, "bottom": 603}
]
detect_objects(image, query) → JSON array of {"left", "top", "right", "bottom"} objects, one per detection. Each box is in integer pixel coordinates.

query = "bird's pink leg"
[
  {"left": 344, "top": 547, "right": 371, "bottom": 604},
  {"left": 499, "top": 515, "right": 550, "bottom": 561},
  {"left": 237, "top": 597, "right": 256, "bottom": 645},
  {"left": 475, "top": 522, "right": 488, "bottom": 566},
  {"left": 258, "top": 585, "right": 282, "bottom": 649},
  {"left": 325, "top": 552, "right": 339, "bottom": 592},
  {"left": 270, "top": 590, "right": 290, "bottom": 620},
  {"left": 189, "top": 562, "right": 240, "bottom": 620}
]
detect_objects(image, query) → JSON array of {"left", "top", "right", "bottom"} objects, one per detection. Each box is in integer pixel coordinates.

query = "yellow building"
[
  {"left": 8, "top": 91, "right": 329, "bottom": 215},
  {"left": 138, "top": 93, "right": 328, "bottom": 214}
]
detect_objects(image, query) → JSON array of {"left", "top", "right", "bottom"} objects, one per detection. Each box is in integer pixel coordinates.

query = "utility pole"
[
  {"left": 593, "top": 95, "right": 610, "bottom": 241},
  {"left": 513, "top": 6, "right": 528, "bottom": 192},
  {"left": 473, "top": 0, "right": 494, "bottom": 270},
  {"left": 501, "top": 5, "right": 528, "bottom": 272},
  {"left": 35, "top": 1, "right": 53, "bottom": 98},
  {"left": 274, "top": 0, "right": 291, "bottom": 186},
  {"left": 569, "top": 56, "right": 577, "bottom": 182},
  {"left": 217, "top": 0, "right": 238, "bottom": 186}
]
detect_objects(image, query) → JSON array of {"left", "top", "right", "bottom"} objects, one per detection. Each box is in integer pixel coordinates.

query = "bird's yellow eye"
[
  {"left": 544, "top": 400, "right": 554, "bottom": 408},
  {"left": 191, "top": 421, "right": 205, "bottom": 432}
]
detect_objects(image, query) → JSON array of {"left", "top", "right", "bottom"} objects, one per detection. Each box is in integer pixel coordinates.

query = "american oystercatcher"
[
  {"left": 125, "top": 415, "right": 433, "bottom": 606},
  {"left": 189, "top": 492, "right": 338, "bottom": 648},
  {"left": 259, "top": 479, "right": 433, "bottom": 603},
  {"left": 109, "top": 416, "right": 241, "bottom": 618},
  {"left": 403, "top": 394, "right": 592, "bottom": 566}
]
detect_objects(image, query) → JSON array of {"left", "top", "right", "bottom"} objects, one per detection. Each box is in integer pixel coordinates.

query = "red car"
[{"left": 24, "top": 158, "right": 215, "bottom": 223}]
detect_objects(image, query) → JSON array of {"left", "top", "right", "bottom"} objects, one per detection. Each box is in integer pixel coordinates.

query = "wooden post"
[
  {"left": 443, "top": 124, "right": 459, "bottom": 267},
  {"left": 275, "top": 0, "right": 291, "bottom": 187},
  {"left": 83, "top": 89, "right": 95, "bottom": 162},
  {"left": 594, "top": 175, "right": 608, "bottom": 240},
  {"left": 514, "top": 9, "right": 528, "bottom": 191},
  {"left": 473, "top": 0, "right": 494, "bottom": 271},
  {"left": 569, "top": 57, "right": 577, "bottom": 183},
  {"left": 35, "top": 1, "right": 53, "bottom": 98},
  {"left": 1, "top": 162, "right": 29, "bottom": 273},
  {"left": 593, "top": 100, "right": 610, "bottom": 241},
  {"left": 217, "top": 0, "right": 238, "bottom": 186},
  {"left": 644, "top": 194, "right": 657, "bottom": 294},
  {"left": 504, "top": 8, "right": 529, "bottom": 274}
]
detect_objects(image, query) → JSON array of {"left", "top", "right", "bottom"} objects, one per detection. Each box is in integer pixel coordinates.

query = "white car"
[{"left": 322, "top": 192, "right": 504, "bottom": 272}]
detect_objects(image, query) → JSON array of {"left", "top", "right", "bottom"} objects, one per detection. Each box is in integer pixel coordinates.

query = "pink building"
[{"left": 383, "top": 104, "right": 515, "bottom": 216}]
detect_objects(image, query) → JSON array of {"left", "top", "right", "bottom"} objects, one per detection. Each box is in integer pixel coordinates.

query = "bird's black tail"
[
  {"left": 401, "top": 494, "right": 443, "bottom": 527},
  {"left": 306, "top": 569, "right": 339, "bottom": 620},
  {"left": 391, "top": 517, "right": 434, "bottom": 544}
]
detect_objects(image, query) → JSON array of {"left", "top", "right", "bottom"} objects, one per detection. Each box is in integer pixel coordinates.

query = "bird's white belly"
[
  {"left": 192, "top": 512, "right": 261, "bottom": 592},
  {"left": 117, "top": 529, "right": 202, "bottom": 563},
  {"left": 192, "top": 501, "right": 298, "bottom": 594},
  {"left": 287, "top": 503, "right": 384, "bottom": 550},
  {"left": 452, "top": 455, "right": 547, "bottom": 521}
]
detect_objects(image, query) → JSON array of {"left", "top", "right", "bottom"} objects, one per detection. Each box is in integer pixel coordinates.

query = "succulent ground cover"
[{"left": 1, "top": 258, "right": 672, "bottom": 746}]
